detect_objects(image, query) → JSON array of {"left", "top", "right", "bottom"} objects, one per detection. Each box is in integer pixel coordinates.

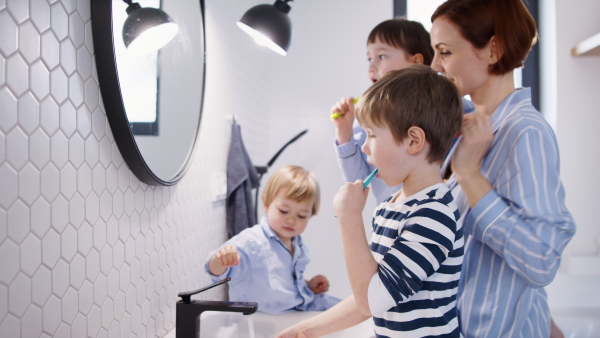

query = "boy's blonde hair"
[
  {"left": 355, "top": 64, "right": 463, "bottom": 163},
  {"left": 261, "top": 165, "right": 320, "bottom": 216}
]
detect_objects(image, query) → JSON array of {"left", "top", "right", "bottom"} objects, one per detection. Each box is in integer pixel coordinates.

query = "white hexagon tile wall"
[{"left": 0, "top": 0, "right": 230, "bottom": 337}]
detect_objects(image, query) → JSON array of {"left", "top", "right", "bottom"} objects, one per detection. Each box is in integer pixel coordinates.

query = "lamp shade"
[
  {"left": 123, "top": 3, "right": 179, "bottom": 57},
  {"left": 237, "top": 0, "right": 292, "bottom": 56}
]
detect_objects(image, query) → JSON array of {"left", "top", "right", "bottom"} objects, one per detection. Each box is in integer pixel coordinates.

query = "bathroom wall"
[{"left": 0, "top": 0, "right": 274, "bottom": 337}]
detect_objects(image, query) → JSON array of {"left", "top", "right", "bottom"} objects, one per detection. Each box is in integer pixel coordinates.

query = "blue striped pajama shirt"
[
  {"left": 367, "top": 183, "right": 463, "bottom": 337},
  {"left": 441, "top": 88, "right": 576, "bottom": 337}
]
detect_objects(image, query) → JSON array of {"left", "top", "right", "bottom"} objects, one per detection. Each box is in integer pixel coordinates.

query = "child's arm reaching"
[
  {"left": 208, "top": 245, "right": 240, "bottom": 276},
  {"left": 306, "top": 275, "right": 330, "bottom": 294}
]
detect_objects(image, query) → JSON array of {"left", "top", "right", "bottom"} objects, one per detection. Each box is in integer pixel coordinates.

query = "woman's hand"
[
  {"left": 451, "top": 113, "right": 493, "bottom": 181},
  {"left": 331, "top": 97, "right": 357, "bottom": 145},
  {"left": 307, "top": 275, "right": 330, "bottom": 294}
]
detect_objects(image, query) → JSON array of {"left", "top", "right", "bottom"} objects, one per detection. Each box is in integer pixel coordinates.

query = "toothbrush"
[
  {"left": 331, "top": 97, "right": 360, "bottom": 120},
  {"left": 334, "top": 168, "right": 378, "bottom": 218}
]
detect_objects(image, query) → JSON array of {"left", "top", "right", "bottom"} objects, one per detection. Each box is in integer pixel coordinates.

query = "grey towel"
[{"left": 226, "top": 120, "right": 260, "bottom": 238}]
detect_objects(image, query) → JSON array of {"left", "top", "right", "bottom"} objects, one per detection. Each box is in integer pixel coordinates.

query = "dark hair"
[
  {"left": 356, "top": 64, "right": 463, "bottom": 163},
  {"left": 432, "top": 0, "right": 538, "bottom": 74},
  {"left": 367, "top": 18, "right": 434, "bottom": 66}
]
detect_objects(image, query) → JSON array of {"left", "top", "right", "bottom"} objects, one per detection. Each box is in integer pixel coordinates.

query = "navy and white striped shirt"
[
  {"left": 442, "top": 88, "right": 576, "bottom": 337},
  {"left": 367, "top": 183, "right": 463, "bottom": 337}
]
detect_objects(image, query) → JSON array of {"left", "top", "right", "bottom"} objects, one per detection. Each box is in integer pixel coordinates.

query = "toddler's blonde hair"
[{"left": 261, "top": 165, "right": 320, "bottom": 216}]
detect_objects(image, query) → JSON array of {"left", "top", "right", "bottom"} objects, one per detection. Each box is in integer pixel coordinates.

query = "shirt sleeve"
[
  {"left": 466, "top": 127, "right": 576, "bottom": 287},
  {"left": 369, "top": 201, "right": 458, "bottom": 315}
]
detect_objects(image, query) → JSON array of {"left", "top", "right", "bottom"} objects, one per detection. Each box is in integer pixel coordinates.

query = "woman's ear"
[
  {"left": 406, "top": 126, "right": 426, "bottom": 155},
  {"left": 488, "top": 36, "right": 503, "bottom": 64},
  {"left": 412, "top": 53, "right": 425, "bottom": 64}
]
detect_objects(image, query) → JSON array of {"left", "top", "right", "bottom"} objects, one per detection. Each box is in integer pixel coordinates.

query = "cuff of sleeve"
[
  {"left": 335, "top": 139, "right": 359, "bottom": 159},
  {"left": 468, "top": 189, "right": 509, "bottom": 242},
  {"left": 367, "top": 273, "right": 397, "bottom": 317}
]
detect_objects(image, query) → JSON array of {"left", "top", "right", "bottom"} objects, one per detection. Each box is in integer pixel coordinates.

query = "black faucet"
[{"left": 176, "top": 277, "right": 258, "bottom": 338}]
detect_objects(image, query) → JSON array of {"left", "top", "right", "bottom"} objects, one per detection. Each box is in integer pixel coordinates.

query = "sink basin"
[{"left": 165, "top": 310, "right": 375, "bottom": 338}]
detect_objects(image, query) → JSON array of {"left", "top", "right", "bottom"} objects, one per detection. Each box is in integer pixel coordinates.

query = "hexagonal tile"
[
  {"left": 84, "top": 77, "right": 99, "bottom": 111},
  {"left": 42, "top": 295, "right": 61, "bottom": 334},
  {"left": 31, "top": 265, "right": 52, "bottom": 307},
  {"left": 62, "top": 0, "right": 76, "bottom": 14},
  {"left": 69, "top": 192, "right": 85, "bottom": 228},
  {"left": 59, "top": 38, "right": 76, "bottom": 75},
  {"left": 76, "top": 220, "right": 92, "bottom": 256},
  {"left": 105, "top": 216, "right": 118, "bottom": 247},
  {"left": 30, "top": 60, "right": 50, "bottom": 100},
  {"left": 30, "top": 128, "right": 50, "bottom": 171},
  {"left": 59, "top": 99, "right": 76, "bottom": 137},
  {"left": 0, "top": 163, "right": 18, "bottom": 209},
  {"left": 17, "top": 91, "right": 39, "bottom": 135},
  {"left": 84, "top": 139, "right": 98, "bottom": 170},
  {"left": 75, "top": 163, "right": 92, "bottom": 198},
  {"left": 49, "top": 130, "right": 68, "bottom": 169},
  {"left": 0, "top": 314, "right": 20, "bottom": 337},
  {"left": 30, "top": 197, "right": 51, "bottom": 238},
  {"left": 0, "top": 240, "right": 19, "bottom": 284},
  {"left": 1, "top": 205, "right": 7, "bottom": 243},
  {"left": 78, "top": 280, "right": 93, "bottom": 315},
  {"left": 93, "top": 163, "right": 106, "bottom": 194},
  {"left": 0, "top": 11, "right": 17, "bottom": 56},
  {"left": 85, "top": 19, "right": 94, "bottom": 55},
  {"left": 114, "top": 290, "right": 125, "bottom": 319},
  {"left": 51, "top": 258, "right": 69, "bottom": 297},
  {"left": 40, "top": 95, "right": 59, "bottom": 135},
  {"left": 102, "top": 298, "right": 114, "bottom": 331},
  {"left": 30, "top": 0, "right": 51, "bottom": 33},
  {"left": 98, "top": 136, "right": 112, "bottom": 169},
  {"left": 40, "top": 30, "right": 59, "bottom": 70},
  {"left": 110, "top": 140, "right": 123, "bottom": 167},
  {"left": 87, "top": 305, "right": 101, "bottom": 337},
  {"left": 100, "top": 244, "right": 112, "bottom": 276},
  {"left": 71, "top": 313, "right": 87, "bottom": 338},
  {"left": 119, "top": 263, "right": 130, "bottom": 291},
  {"left": 76, "top": 103, "right": 91, "bottom": 139},
  {"left": 0, "top": 57, "right": 5, "bottom": 92},
  {"left": 50, "top": 194, "right": 68, "bottom": 233},
  {"left": 100, "top": 192, "right": 113, "bottom": 222},
  {"left": 62, "top": 286, "right": 79, "bottom": 323},
  {"left": 120, "top": 312, "right": 132, "bottom": 338},
  {"left": 50, "top": 2, "right": 68, "bottom": 41},
  {"left": 124, "top": 237, "right": 135, "bottom": 265},
  {"left": 49, "top": 66, "right": 68, "bottom": 104},
  {"left": 68, "top": 72, "right": 84, "bottom": 107},
  {"left": 91, "top": 107, "right": 106, "bottom": 140},
  {"left": 85, "top": 248, "right": 100, "bottom": 283},
  {"left": 6, "top": 0, "right": 28, "bottom": 23},
  {"left": 69, "top": 133, "right": 84, "bottom": 168},
  {"left": 20, "top": 233, "right": 41, "bottom": 277},
  {"left": 8, "top": 273, "right": 31, "bottom": 317},
  {"left": 41, "top": 228, "right": 60, "bottom": 268},
  {"left": 131, "top": 306, "right": 141, "bottom": 334},
  {"left": 18, "top": 20, "right": 40, "bottom": 63},
  {"left": 85, "top": 192, "right": 99, "bottom": 225},
  {"left": 113, "top": 240, "right": 124, "bottom": 269},
  {"left": 60, "top": 224, "right": 77, "bottom": 262},
  {"left": 18, "top": 163, "right": 41, "bottom": 206},
  {"left": 0, "top": 284, "right": 7, "bottom": 321},
  {"left": 70, "top": 253, "right": 85, "bottom": 289},
  {"left": 106, "top": 163, "right": 118, "bottom": 194},
  {"left": 107, "top": 268, "right": 119, "bottom": 300},
  {"left": 0, "top": 87, "right": 17, "bottom": 133},
  {"left": 68, "top": 12, "right": 84, "bottom": 48},
  {"left": 7, "top": 199, "right": 30, "bottom": 244},
  {"left": 5, "top": 53, "right": 28, "bottom": 96},
  {"left": 40, "top": 162, "right": 59, "bottom": 202},
  {"left": 54, "top": 323, "right": 70, "bottom": 337},
  {"left": 93, "top": 273, "right": 107, "bottom": 306},
  {"left": 5, "top": 126, "right": 28, "bottom": 170}
]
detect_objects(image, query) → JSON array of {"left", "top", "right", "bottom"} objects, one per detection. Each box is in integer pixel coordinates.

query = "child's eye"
[
  {"left": 378, "top": 54, "right": 387, "bottom": 60},
  {"left": 298, "top": 215, "right": 307, "bottom": 219},
  {"left": 278, "top": 208, "right": 288, "bottom": 214}
]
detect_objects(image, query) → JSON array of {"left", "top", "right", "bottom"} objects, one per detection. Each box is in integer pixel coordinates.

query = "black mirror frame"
[{"left": 90, "top": 0, "right": 206, "bottom": 186}]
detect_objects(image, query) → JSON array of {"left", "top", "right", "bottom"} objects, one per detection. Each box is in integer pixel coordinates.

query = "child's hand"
[
  {"left": 331, "top": 97, "right": 356, "bottom": 145},
  {"left": 208, "top": 245, "right": 241, "bottom": 276},
  {"left": 307, "top": 275, "right": 330, "bottom": 294},
  {"left": 333, "top": 181, "right": 369, "bottom": 221}
]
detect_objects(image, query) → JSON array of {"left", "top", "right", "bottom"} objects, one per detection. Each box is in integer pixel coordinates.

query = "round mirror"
[{"left": 91, "top": 0, "right": 205, "bottom": 185}]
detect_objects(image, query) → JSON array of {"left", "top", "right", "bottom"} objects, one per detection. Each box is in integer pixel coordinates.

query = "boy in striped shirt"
[{"left": 330, "top": 64, "right": 464, "bottom": 337}]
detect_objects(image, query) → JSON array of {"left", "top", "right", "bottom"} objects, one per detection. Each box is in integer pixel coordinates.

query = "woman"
[{"left": 431, "top": 0, "right": 576, "bottom": 336}]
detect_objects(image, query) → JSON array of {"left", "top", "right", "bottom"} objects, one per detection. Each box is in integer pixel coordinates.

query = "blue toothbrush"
[{"left": 335, "top": 168, "right": 378, "bottom": 218}]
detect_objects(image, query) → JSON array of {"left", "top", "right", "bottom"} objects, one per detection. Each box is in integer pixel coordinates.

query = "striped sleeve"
[
  {"left": 468, "top": 124, "right": 576, "bottom": 287},
  {"left": 374, "top": 197, "right": 458, "bottom": 311}
]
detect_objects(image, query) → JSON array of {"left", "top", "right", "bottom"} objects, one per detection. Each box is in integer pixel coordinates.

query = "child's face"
[
  {"left": 367, "top": 37, "right": 415, "bottom": 84},
  {"left": 264, "top": 192, "right": 313, "bottom": 246},
  {"left": 361, "top": 122, "right": 410, "bottom": 187}
]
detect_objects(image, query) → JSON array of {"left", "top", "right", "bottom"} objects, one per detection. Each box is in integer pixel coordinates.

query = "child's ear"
[
  {"left": 412, "top": 53, "right": 424, "bottom": 65},
  {"left": 406, "top": 126, "right": 426, "bottom": 155}
]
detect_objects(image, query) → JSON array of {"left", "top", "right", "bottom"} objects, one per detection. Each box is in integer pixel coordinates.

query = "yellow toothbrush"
[{"left": 331, "top": 97, "right": 360, "bottom": 120}]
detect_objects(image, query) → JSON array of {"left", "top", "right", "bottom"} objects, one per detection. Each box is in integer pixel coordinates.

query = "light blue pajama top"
[
  {"left": 442, "top": 88, "right": 576, "bottom": 337},
  {"left": 204, "top": 217, "right": 341, "bottom": 314}
]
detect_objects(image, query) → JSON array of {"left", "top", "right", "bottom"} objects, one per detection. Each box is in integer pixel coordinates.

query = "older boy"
[{"left": 278, "top": 64, "right": 464, "bottom": 337}]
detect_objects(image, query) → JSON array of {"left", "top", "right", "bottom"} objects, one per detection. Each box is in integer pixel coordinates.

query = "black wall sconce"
[
  {"left": 122, "top": 0, "right": 179, "bottom": 56},
  {"left": 237, "top": 0, "right": 293, "bottom": 56}
]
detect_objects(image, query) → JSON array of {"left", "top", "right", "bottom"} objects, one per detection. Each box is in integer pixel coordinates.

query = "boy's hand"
[
  {"left": 331, "top": 97, "right": 356, "bottom": 145},
  {"left": 215, "top": 245, "right": 240, "bottom": 267},
  {"left": 333, "top": 181, "right": 369, "bottom": 221},
  {"left": 307, "top": 275, "right": 330, "bottom": 294}
]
